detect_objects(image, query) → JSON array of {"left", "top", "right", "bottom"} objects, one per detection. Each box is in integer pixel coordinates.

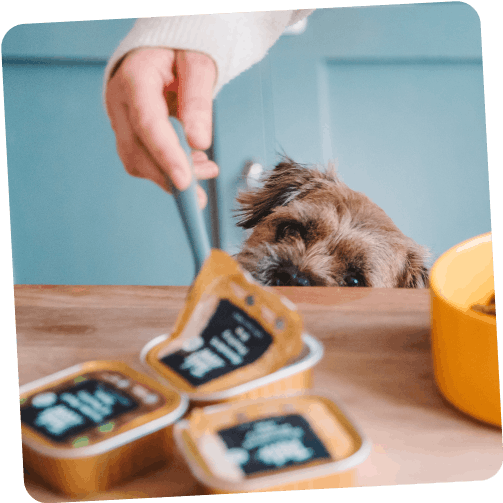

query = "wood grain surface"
[{"left": 13, "top": 285, "right": 502, "bottom": 501}]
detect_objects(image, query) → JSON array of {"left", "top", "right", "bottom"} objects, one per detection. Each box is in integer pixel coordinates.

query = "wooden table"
[{"left": 14, "top": 285, "right": 502, "bottom": 501}]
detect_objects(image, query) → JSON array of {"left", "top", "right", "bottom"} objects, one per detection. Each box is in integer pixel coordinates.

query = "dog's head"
[{"left": 235, "top": 159, "right": 429, "bottom": 288}]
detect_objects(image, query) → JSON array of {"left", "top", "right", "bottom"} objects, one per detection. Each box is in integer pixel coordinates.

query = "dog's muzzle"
[{"left": 272, "top": 265, "right": 311, "bottom": 286}]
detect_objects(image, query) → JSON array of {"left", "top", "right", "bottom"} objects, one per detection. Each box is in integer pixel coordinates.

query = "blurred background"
[{"left": 2, "top": 3, "right": 491, "bottom": 285}]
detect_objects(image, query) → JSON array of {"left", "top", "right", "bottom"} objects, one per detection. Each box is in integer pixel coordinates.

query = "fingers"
[
  {"left": 107, "top": 92, "right": 213, "bottom": 209},
  {"left": 118, "top": 49, "right": 193, "bottom": 191},
  {"left": 114, "top": 126, "right": 209, "bottom": 209},
  {"left": 176, "top": 51, "right": 216, "bottom": 151},
  {"left": 197, "top": 185, "right": 208, "bottom": 209},
  {"left": 108, "top": 89, "right": 217, "bottom": 196},
  {"left": 192, "top": 151, "right": 219, "bottom": 180},
  {"left": 110, "top": 99, "right": 168, "bottom": 191},
  {"left": 105, "top": 48, "right": 218, "bottom": 199}
]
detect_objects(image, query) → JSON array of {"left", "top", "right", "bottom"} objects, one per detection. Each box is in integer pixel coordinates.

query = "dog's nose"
[{"left": 273, "top": 266, "right": 311, "bottom": 286}]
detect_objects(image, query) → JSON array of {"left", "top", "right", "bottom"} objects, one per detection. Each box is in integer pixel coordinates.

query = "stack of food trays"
[{"left": 20, "top": 251, "right": 370, "bottom": 497}]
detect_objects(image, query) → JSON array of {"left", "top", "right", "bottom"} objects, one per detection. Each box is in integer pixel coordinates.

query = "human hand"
[{"left": 105, "top": 47, "right": 219, "bottom": 208}]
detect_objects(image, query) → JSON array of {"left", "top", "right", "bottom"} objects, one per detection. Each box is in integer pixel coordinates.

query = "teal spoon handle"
[{"left": 168, "top": 117, "right": 211, "bottom": 274}]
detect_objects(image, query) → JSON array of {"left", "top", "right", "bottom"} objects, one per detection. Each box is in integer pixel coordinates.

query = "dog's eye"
[
  {"left": 343, "top": 270, "right": 366, "bottom": 287},
  {"left": 275, "top": 221, "right": 305, "bottom": 241}
]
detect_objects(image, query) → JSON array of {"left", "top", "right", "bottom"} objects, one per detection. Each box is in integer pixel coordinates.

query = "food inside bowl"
[{"left": 471, "top": 292, "right": 496, "bottom": 316}]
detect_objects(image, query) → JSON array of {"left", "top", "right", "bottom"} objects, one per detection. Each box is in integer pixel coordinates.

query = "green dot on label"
[
  {"left": 74, "top": 375, "right": 86, "bottom": 384},
  {"left": 98, "top": 422, "right": 115, "bottom": 433},
  {"left": 72, "top": 437, "right": 89, "bottom": 448}
]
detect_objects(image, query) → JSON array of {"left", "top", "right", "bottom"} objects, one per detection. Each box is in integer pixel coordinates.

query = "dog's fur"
[{"left": 235, "top": 159, "right": 429, "bottom": 288}]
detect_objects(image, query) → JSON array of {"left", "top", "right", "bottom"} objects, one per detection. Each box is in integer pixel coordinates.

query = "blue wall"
[
  {"left": 2, "top": 4, "right": 492, "bottom": 285},
  {"left": 3, "top": 19, "right": 211, "bottom": 285},
  {"left": 213, "top": 3, "right": 490, "bottom": 263}
]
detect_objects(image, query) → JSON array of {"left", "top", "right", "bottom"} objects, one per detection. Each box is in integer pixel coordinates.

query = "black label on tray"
[
  {"left": 21, "top": 379, "right": 138, "bottom": 443},
  {"left": 217, "top": 414, "right": 331, "bottom": 476},
  {"left": 160, "top": 299, "right": 273, "bottom": 386}
]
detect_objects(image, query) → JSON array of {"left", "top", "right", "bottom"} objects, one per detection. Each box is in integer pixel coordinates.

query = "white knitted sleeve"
[{"left": 104, "top": 9, "right": 314, "bottom": 97}]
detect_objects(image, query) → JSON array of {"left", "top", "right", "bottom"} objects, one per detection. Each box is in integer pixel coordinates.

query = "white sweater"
[{"left": 104, "top": 10, "right": 314, "bottom": 96}]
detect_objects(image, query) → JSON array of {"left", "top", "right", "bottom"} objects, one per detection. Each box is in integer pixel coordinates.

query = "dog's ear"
[
  {"left": 236, "top": 159, "right": 317, "bottom": 229},
  {"left": 397, "top": 249, "right": 430, "bottom": 288}
]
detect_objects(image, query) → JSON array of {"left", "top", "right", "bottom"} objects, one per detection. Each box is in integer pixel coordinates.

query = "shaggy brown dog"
[{"left": 235, "top": 159, "right": 429, "bottom": 288}]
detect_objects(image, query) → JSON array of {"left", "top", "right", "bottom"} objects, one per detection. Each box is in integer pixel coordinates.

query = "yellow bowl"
[{"left": 429, "top": 232, "right": 500, "bottom": 426}]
